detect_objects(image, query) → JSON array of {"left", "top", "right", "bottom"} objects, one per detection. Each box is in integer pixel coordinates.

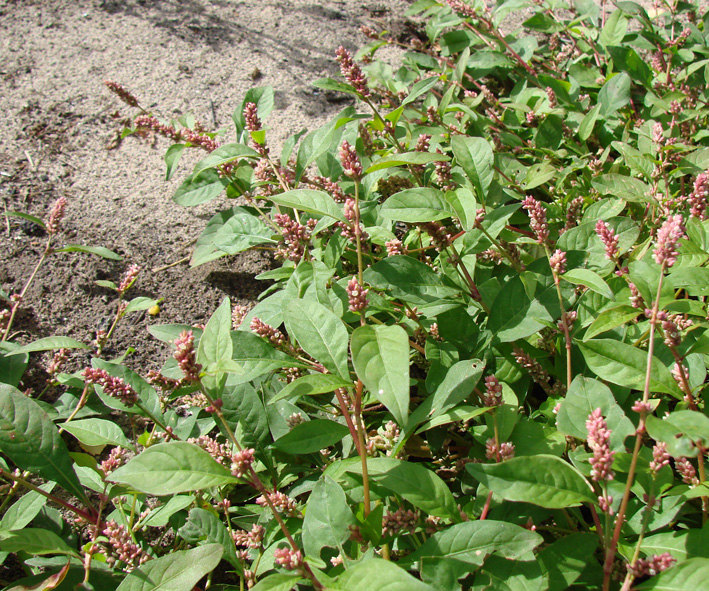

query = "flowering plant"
[{"left": 3, "top": 1, "right": 709, "bottom": 590}]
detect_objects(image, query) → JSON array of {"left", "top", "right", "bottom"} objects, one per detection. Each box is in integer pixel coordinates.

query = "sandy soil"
[{"left": 0, "top": 0, "right": 415, "bottom": 386}]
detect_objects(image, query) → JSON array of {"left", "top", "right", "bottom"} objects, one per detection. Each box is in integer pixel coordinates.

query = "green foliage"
[{"left": 3, "top": 1, "right": 709, "bottom": 589}]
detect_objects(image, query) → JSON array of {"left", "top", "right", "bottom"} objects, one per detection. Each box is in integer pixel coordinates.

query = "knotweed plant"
[{"left": 3, "top": 1, "right": 709, "bottom": 590}]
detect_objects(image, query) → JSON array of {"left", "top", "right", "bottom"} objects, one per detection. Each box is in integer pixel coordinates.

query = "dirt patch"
[{"left": 0, "top": 0, "right": 415, "bottom": 383}]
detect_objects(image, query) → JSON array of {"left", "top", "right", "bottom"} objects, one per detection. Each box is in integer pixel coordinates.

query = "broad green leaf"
[
  {"left": 401, "top": 75, "right": 441, "bottom": 106},
  {"left": 173, "top": 169, "right": 229, "bottom": 207},
  {"left": 363, "top": 255, "right": 461, "bottom": 304},
  {"left": 295, "top": 110, "right": 345, "bottom": 182},
  {"left": 592, "top": 174, "right": 651, "bottom": 203},
  {"left": 583, "top": 305, "right": 642, "bottom": 340},
  {"left": 334, "top": 558, "right": 435, "bottom": 591},
  {"left": 641, "top": 527, "right": 709, "bottom": 562},
  {"left": 451, "top": 136, "right": 494, "bottom": 202},
  {"left": 556, "top": 376, "right": 634, "bottom": 450},
  {"left": 227, "top": 330, "right": 307, "bottom": 385},
  {"left": 352, "top": 457, "right": 459, "bottom": 520},
  {"left": 3, "top": 562, "right": 72, "bottom": 591},
  {"left": 579, "top": 339, "right": 684, "bottom": 398},
  {"left": 538, "top": 533, "right": 599, "bottom": 591},
  {"left": 0, "top": 385, "right": 88, "bottom": 504},
  {"left": 400, "top": 520, "right": 543, "bottom": 569},
  {"left": 192, "top": 143, "right": 259, "bottom": 177},
  {"left": 124, "top": 297, "right": 162, "bottom": 314},
  {"left": 579, "top": 104, "right": 601, "bottom": 141},
  {"left": 164, "top": 143, "right": 186, "bottom": 181},
  {"left": 0, "top": 528, "right": 78, "bottom": 557},
  {"left": 61, "top": 418, "right": 133, "bottom": 450},
  {"left": 141, "top": 495, "right": 195, "bottom": 527},
  {"left": 445, "top": 187, "right": 477, "bottom": 230},
  {"left": 488, "top": 275, "right": 553, "bottom": 342},
  {"left": 272, "top": 419, "right": 349, "bottom": 455},
  {"left": 561, "top": 268, "right": 614, "bottom": 299},
  {"left": 6, "top": 337, "right": 89, "bottom": 356},
  {"left": 269, "top": 373, "right": 352, "bottom": 403},
  {"left": 467, "top": 455, "right": 595, "bottom": 508},
  {"left": 108, "top": 442, "right": 237, "bottom": 495},
  {"left": 598, "top": 72, "right": 631, "bottom": 117},
  {"left": 302, "top": 475, "right": 355, "bottom": 559},
  {"left": 54, "top": 244, "right": 122, "bottom": 260},
  {"left": 608, "top": 46, "right": 652, "bottom": 87},
  {"left": 212, "top": 212, "right": 277, "bottom": 255},
  {"left": 197, "top": 298, "right": 233, "bottom": 394},
  {"left": 220, "top": 382, "right": 272, "bottom": 465},
  {"left": 116, "top": 543, "right": 223, "bottom": 591},
  {"left": 380, "top": 188, "right": 451, "bottom": 222},
  {"left": 178, "top": 508, "right": 240, "bottom": 569},
  {"left": 351, "top": 324, "right": 409, "bottom": 427},
  {"left": 416, "top": 405, "right": 489, "bottom": 433},
  {"left": 667, "top": 267, "right": 709, "bottom": 296},
  {"left": 285, "top": 299, "right": 350, "bottom": 380},
  {"left": 268, "top": 189, "right": 345, "bottom": 222},
  {"left": 599, "top": 9, "right": 628, "bottom": 47},
  {"left": 190, "top": 207, "right": 260, "bottom": 266},
  {"left": 524, "top": 163, "right": 556, "bottom": 189},
  {"left": 636, "top": 557, "right": 709, "bottom": 590},
  {"left": 91, "top": 359, "right": 163, "bottom": 419},
  {"left": 366, "top": 152, "right": 448, "bottom": 173},
  {"left": 0, "top": 482, "right": 55, "bottom": 532},
  {"left": 646, "top": 411, "right": 709, "bottom": 458},
  {"left": 249, "top": 574, "right": 303, "bottom": 591}
]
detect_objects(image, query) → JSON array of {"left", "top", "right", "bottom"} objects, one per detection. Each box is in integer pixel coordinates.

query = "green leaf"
[
  {"left": 268, "top": 189, "right": 345, "bottom": 222},
  {"left": 524, "top": 162, "right": 556, "bottom": 190},
  {"left": 355, "top": 457, "right": 459, "bottom": 520},
  {"left": 467, "top": 455, "right": 595, "bottom": 508},
  {"left": 0, "top": 482, "right": 55, "bottom": 531},
  {"left": 54, "top": 244, "right": 122, "bottom": 260},
  {"left": 272, "top": 419, "right": 349, "bottom": 455},
  {"left": 646, "top": 411, "right": 709, "bottom": 458},
  {"left": 6, "top": 337, "right": 89, "bottom": 356},
  {"left": 641, "top": 528, "right": 709, "bottom": 562},
  {"left": 116, "top": 543, "right": 223, "bottom": 591},
  {"left": 61, "top": 418, "right": 133, "bottom": 450},
  {"left": 598, "top": 72, "right": 631, "bottom": 117},
  {"left": 295, "top": 111, "right": 345, "bottom": 183},
  {"left": 351, "top": 325, "right": 409, "bottom": 428},
  {"left": 220, "top": 382, "right": 272, "bottom": 465},
  {"left": 592, "top": 174, "right": 651, "bottom": 203},
  {"left": 124, "top": 297, "right": 162, "bottom": 314},
  {"left": 229, "top": 331, "right": 307, "bottom": 384},
  {"left": 537, "top": 533, "right": 599, "bottom": 591},
  {"left": 556, "top": 376, "right": 634, "bottom": 450},
  {"left": 2, "top": 211, "right": 46, "bottom": 229},
  {"left": 561, "top": 269, "right": 614, "bottom": 299},
  {"left": 212, "top": 211, "right": 276, "bottom": 255},
  {"left": 141, "top": 495, "right": 195, "bottom": 527},
  {"left": 400, "top": 520, "right": 543, "bottom": 569},
  {"left": 401, "top": 75, "right": 441, "bottom": 106},
  {"left": 366, "top": 152, "right": 449, "bottom": 173},
  {"left": 0, "top": 528, "right": 78, "bottom": 557},
  {"left": 173, "top": 169, "right": 229, "bottom": 207},
  {"left": 608, "top": 46, "right": 652, "bottom": 87},
  {"left": 249, "top": 574, "right": 303, "bottom": 591},
  {"left": 178, "top": 508, "right": 240, "bottom": 569},
  {"left": 578, "top": 339, "right": 684, "bottom": 398},
  {"left": 583, "top": 305, "right": 642, "bottom": 340},
  {"left": 667, "top": 267, "right": 709, "bottom": 296},
  {"left": 302, "top": 475, "right": 355, "bottom": 559},
  {"left": 284, "top": 299, "right": 350, "bottom": 380},
  {"left": 192, "top": 143, "right": 259, "bottom": 177},
  {"left": 636, "top": 557, "right": 709, "bottom": 590},
  {"left": 164, "top": 143, "right": 186, "bottom": 181},
  {"left": 269, "top": 373, "right": 352, "bottom": 403},
  {"left": 334, "top": 558, "right": 435, "bottom": 591},
  {"left": 579, "top": 105, "right": 601, "bottom": 142},
  {"left": 451, "top": 136, "right": 494, "bottom": 202},
  {"left": 445, "top": 188, "right": 477, "bottom": 231},
  {"left": 488, "top": 275, "right": 552, "bottom": 342},
  {"left": 91, "top": 359, "right": 163, "bottom": 419},
  {"left": 197, "top": 298, "right": 233, "bottom": 393},
  {"left": 108, "top": 442, "right": 237, "bottom": 495},
  {"left": 0, "top": 384, "right": 88, "bottom": 504},
  {"left": 599, "top": 9, "right": 628, "bottom": 47},
  {"left": 364, "top": 255, "right": 461, "bottom": 304},
  {"left": 380, "top": 188, "right": 451, "bottom": 222}
]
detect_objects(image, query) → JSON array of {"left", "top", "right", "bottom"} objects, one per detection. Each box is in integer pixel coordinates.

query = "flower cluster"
[
  {"left": 102, "top": 520, "right": 150, "bottom": 569},
  {"left": 274, "top": 546, "right": 303, "bottom": 570},
  {"left": 335, "top": 46, "right": 370, "bottom": 97},
  {"left": 188, "top": 435, "right": 232, "bottom": 466},
  {"left": 118, "top": 264, "right": 140, "bottom": 295},
  {"left": 232, "top": 524, "right": 265, "bottom": 549},
  {"left": 274, "top": 213, "right": 315, "bottom": 262},
  {"left": 653, "top": 214, "right": 685, "bottom": 268},
  {"left": 82, "top": 367, "right": 138, "bottom": 406},
  {"left": 650, "top": 442, "right": 670, "bottom": 476},
  {"left": 250, "top": 317, "right": 286, "bottom": 347},
  {"left": 522, "top": 196, "right": 549, "bottom": 245},
  {"left": 134, "top": 116, "right": 218, "bottom": 152},
  {"left": 346, "top": 277, "right": 369, "bottom": 313},
  {"left": 627, "top": 553, "right": 676, "bottom": 578},
  {"left": 104, "top": 80, "right": 139, "bottom": 108},
  {"left": 339, "top": 140, "right": 363, "bottom": 181},
  {"left": 174, "top": 330, "right": 202, "bottom": 383},
  {"left": 256, "top": 491, "right": 300, "bottom": 517},
  {"left": 382, "top": 507, "right": 419, "bottom": 537},
  {"left": 595, "top": 220, "right": 619, "bottom": 260},
  {"left": 46, "top": 348, "right": 70, "bottom": 376},
  {"left": 46, "top": 197, "right": 67, "bottom": 235},
  {"left": 513, "top": 347, "right": 549, "bottom": 384},
  {"left": 549, "top": 249, "right": 566, "bottom": 275},
  {"left": 483, "top": 375, "right": 503, "bottom": 407},
  {"left": 100, "top": 447, "right": 128, "bottom": 475},
  {"left": 230, "top": 448, "right": 255, "bottom": 479},
  {"left": 586, "top": 408, "right": 614, "bottom": 481},
  {"left": 485, "top": 438, "right": 515, "bottom": 461},
  {"left": 385, "top": 238, "right": 405, "bottom": 257},
  {"left": 689, "top": 170, "right": 709, "bottom": 219}
]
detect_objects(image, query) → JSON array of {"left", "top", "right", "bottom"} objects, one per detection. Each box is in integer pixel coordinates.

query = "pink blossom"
[{"left": 653, "top": 214, "right": 685, "bottom": 268}]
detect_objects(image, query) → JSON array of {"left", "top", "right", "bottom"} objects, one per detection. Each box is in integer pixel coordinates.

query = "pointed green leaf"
[
  {"left": 366, "top": 152, "right": 449, "bottom": 173},
  {"left": 212, "top": 212, "right": 277, "bottom": 255},
  {"left": 61, "top": 418, "right": 133, "bottom": 450},
  {"left": 561, "top": 269, "right": 614, "bottom": 299},
  {"left": 467, "top": 455, "right": 596, "bottom": 508},
  {"left": 0, "top": 528, "right": 79, "bottom": 557},
  {"left": 54, "top": 245, "right": 122, "bottom": 260},
  {"left": 192, "top": 143, "right": 259, "bottom": 177},
  {"left": 249, "top": 573, "right": 303, "bottom": 591},
  {"left": 221, "top": 382, "right": 272, "bottom": 464},
  {"left": 285, "top": 299, "right": 350, "bottom": 380},
  {"left": 272, "top": 419, "right": 349, "bottom": 455},
  {"left": 116, "top": 543, "right": 223, "bottom": 591},
  {"left": 578, "top": 339, "right": 684, "bottom": 398},
  {"left": 173, "top": 169, "right": 229, "bottom": 207},
  {"left": 380, "top": 188, "right": 451, "bottom": 222},
  {"left": 0, "top": 482, "right": 55, "bottom": 532},
  {"left": 451, "top": 136, "right": 494, "bottom": 202},
  {"left": 401, "top": 75, "right": 441, "bottom": 106},
  {"left": 598, "top": 72, "right": 631, "bottom": 117},
  {"left": 6, "top": 337, "right": 89, "bottom": 356},
  {"left": 538, "top": 533, "right": 599, "bottom": 591},
  {"left": 108, "top": 442, "right": 237, "bottom": 495},
  {"left": 178, "top": 508, "right": 240, "bottom": 569},
  {"left": 334, "top": 558, "right": 435, "bottom": 591},
  {"left": 270, "top": 373, "right": 352, "bottom": 403},
  {"left": 636, "top": 557, "right": 709, "bottom": 590},
  {"left": 302, "top": 475, "right": 355, "bottom": 559},
  {"left": 0, "top": 384, "right": 88, "bottom": 504},
  {"left": 351, "top": 324, "right": 409, "bottom": 427},
  {"left": 164, "top": 143, "right": 186, "bottom": 181},
  {"left": 268, "top": 189, "right": 345, "bottom": 222}
]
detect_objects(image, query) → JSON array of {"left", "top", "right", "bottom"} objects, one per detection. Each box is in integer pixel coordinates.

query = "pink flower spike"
[
  {"left": 595, "top": 220, "right": 619, "bottom": 260},
  {"left": 522, "top": 196, "right": 549, "bottom": 245},
  {"left": 653, "top": 214, "right": 685, "bottom": 268},
  {"left": 586, "top": 408, "right": 615, "bottom": 481}
]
